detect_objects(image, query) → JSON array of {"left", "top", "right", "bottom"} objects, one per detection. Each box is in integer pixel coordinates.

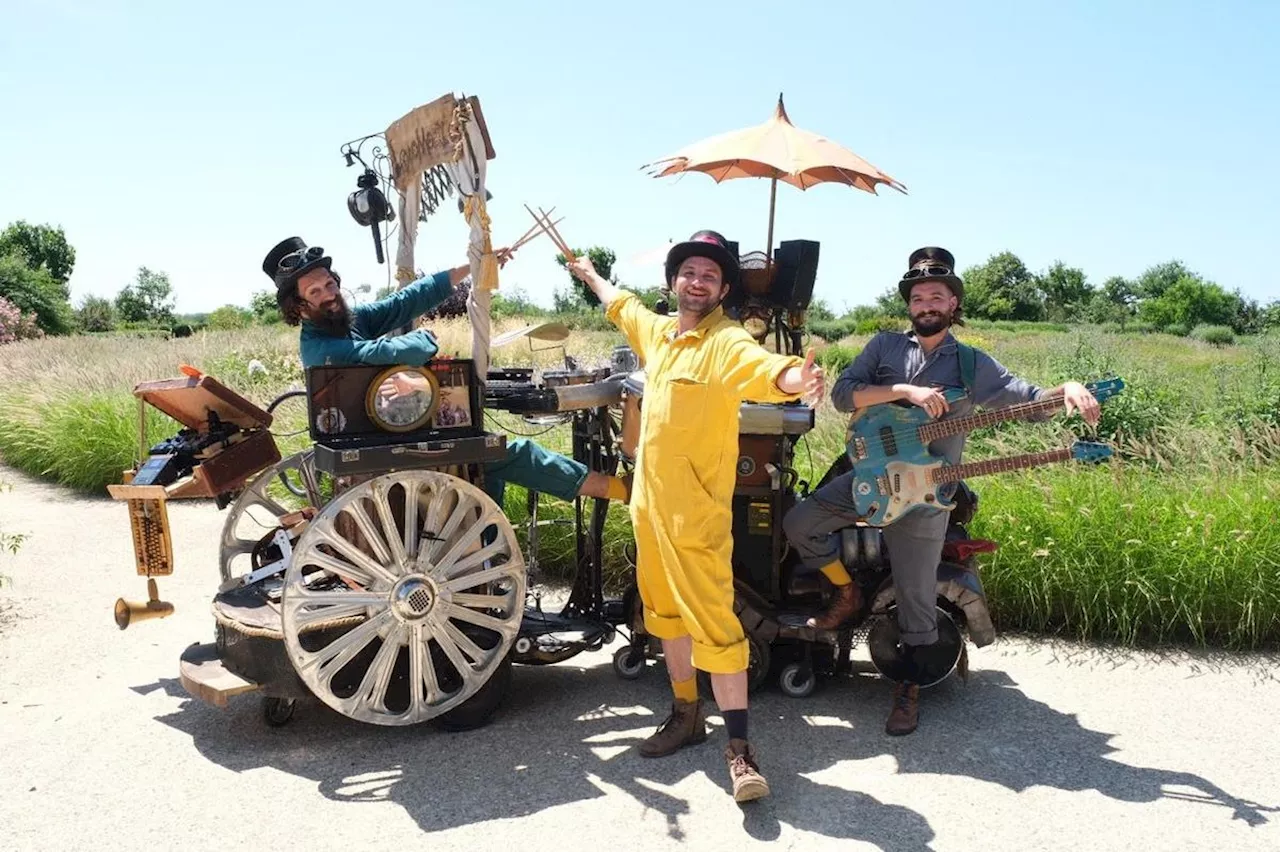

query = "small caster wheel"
[
  {"left": 263, "top": 697, "right": 297, "bottom": 727},
  {"left": 779, "top": 662, "right": 816, "bottom": 699},
  {"left": 613, "top": 644, "right": 646, "bottom": 680}
]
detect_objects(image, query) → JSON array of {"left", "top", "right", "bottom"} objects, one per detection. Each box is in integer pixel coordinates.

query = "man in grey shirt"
[{"left": 783, "top": 246, "right": 1100, "bottom": 735}]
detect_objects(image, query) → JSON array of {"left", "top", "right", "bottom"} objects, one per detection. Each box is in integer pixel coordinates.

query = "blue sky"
[{"left": 2, "top": 0, "right": 1277, "bottom": 314}]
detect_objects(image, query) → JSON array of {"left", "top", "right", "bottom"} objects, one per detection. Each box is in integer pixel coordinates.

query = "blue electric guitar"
[
  {"left": 858, "top": 441, "right": 1114, "bottom": 526},
  {"left": 845, "top": 377, "right": 1125, "bottom": 525}
]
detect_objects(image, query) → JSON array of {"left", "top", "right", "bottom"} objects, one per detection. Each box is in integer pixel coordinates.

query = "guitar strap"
[{"left": 956, "top": 342, "right": 977, "bottom": 396}]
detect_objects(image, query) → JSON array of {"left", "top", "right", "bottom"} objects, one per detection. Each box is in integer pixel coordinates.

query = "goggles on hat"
[
  {"left": 277, "top": 245, "right": 326, "bottom": 275},
  {"left": 902, "top": 263, "right": 953, "bottom": 280}
]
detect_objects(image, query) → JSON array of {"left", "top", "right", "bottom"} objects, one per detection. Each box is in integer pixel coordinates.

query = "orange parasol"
[{"left": 643, "top": 93, "right": 906, "bottom": 263}]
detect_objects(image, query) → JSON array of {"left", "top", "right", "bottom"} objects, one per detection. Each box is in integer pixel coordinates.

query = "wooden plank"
[{"left": 179, "top": 643, "right": 260, "bottom": 708}]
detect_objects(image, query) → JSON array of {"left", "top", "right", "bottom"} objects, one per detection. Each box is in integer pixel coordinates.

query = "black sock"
[{"left": 723, "top": 709, "right": 749, "bottom": 742}]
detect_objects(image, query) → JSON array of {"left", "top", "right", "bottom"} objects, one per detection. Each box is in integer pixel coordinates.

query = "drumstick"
[
  {"left": 524, "top": 204, "right": 576, "bottom": 261},
  {"left": 508, "top": 208, "right": 558, "bottom": 250},
  {"left": 538, "top": 206, "right": 577, "bottom": 262},
  {"left": 509, "top": 216, "right": 564, "bottom": 251},
  {"left": 522, "top": 204, "right": 569, "bottom": 256}
]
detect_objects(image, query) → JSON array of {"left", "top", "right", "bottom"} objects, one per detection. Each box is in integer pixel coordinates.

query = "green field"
[{"left": 1, "top": 320, "right": 1277, "bottom": 650}]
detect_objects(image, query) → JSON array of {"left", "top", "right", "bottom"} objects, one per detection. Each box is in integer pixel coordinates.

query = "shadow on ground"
[{"left": 144, "top": 654, "right": 1276, "bottom": 850}]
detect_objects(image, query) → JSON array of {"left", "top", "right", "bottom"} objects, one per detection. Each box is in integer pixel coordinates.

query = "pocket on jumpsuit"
[{"left": 657, "top": 372, "right": 708, "bottom": 436}]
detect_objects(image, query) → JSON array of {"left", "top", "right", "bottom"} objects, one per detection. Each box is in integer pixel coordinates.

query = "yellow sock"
[
  {"left": 606, "top": 477, "right": 628, "bottom": 501},
  {"left": 672, "top": 676, "right": 698, "bottom": 703},
  {"left": 820, "top": 560, "right": 853, "bottom": 586}
]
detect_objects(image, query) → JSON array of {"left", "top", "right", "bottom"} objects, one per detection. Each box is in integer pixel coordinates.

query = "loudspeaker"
[{"left": 770, "top": 240, "right": 820, "bottom": 313}]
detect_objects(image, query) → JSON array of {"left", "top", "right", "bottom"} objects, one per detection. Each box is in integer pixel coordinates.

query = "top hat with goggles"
[
  {"left": 897, "top": 246, "right": 964, "bottom": 302},
  {"left": 262, "top": 237, "right": 333, "bottom": 292}
]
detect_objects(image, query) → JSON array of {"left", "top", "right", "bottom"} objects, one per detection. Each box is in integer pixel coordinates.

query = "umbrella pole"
[{"left": 765, "top": 176, "right": 778, "bottom": 267}]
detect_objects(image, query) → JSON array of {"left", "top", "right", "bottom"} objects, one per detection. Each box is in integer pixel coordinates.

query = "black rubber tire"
[
  {"left": 435, "top": 653, "right": 514, "bottom": 732},
  {"left": 263, "top": 697, "right": 297, "bottom": 727},
  {"left": 612, "top": 644, "right": 646, "bottom": 680},
  {"left": 778, "top": 662, "right": 816, "bottom": 699}
]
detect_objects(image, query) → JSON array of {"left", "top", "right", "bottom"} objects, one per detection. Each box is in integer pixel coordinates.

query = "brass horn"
[{"left": 114, "top": 578, "right": 174, "bottom": 629}]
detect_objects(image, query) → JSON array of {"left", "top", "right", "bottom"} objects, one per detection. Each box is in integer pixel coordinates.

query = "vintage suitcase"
[
  {"left": 305, "top": 358, "right": 510, "bottom": 476},
  {"left": 111, "top": 372, "right": 282, "bottom": 500}
]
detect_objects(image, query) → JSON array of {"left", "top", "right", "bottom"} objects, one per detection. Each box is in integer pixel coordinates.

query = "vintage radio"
[{"left": 305, "top": 358, "right": 508, "bottom": 476}]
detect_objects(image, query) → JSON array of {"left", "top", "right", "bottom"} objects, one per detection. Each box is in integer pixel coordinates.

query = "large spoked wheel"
[
  {"left": 280, "top": 471, "right": 526, "bottom": 727},
  {"left": 220, "top": 450, "right": 326, "bottom": 583}
]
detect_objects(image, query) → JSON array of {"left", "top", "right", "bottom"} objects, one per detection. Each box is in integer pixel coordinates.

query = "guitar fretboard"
[
  {"left": 918, "top": 397, "right": 1063, "bottom": 444},
  {"left": 930, "top": 449, "right": 1072, "bottom": 483}
]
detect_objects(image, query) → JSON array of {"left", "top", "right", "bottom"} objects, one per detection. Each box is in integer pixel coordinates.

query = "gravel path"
[{"left": 1, "top": 465, "right": 1278, "bottom": 852}]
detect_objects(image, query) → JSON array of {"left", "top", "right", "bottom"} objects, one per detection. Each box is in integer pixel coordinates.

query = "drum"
[{"left": 619, "top": 371, "right": 646, "bottom": 462}]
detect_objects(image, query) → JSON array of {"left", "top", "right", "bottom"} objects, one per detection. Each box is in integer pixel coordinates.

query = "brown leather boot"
[
  {"left": 806, "top": 582, "right": 862, "bottom": 630},
  {"left": 885, "top": 682, "right": 920, "bottom": 736},
  {"left": 725, "top": 738, "right": 770, "bottom": 803},
  {"left": 638, "top": 699, "right": 708, "bottom": 758}
]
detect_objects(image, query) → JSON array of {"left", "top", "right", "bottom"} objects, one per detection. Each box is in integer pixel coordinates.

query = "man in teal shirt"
[{"left": 264, "top": 236, "right": 629, "bottom": 507}]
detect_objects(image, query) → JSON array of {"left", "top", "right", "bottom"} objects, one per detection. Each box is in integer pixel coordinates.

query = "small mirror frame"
[{"left": 365, "top": 365, "right": 442, "bottom": 433}]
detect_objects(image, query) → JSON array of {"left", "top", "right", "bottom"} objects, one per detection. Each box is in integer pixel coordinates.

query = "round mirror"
[{"left": 366, "top": 366, "right": 440, "bottom": 433}]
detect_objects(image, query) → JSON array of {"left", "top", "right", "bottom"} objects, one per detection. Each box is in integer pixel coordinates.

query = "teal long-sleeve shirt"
[{"left": 299, "top": 270, "right": 454, "bottom": 369}]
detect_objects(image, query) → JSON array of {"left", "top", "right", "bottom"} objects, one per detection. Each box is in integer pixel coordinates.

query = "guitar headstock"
[
  {"left": 1084, "top": 377, "right": 1125, "bottom": 403},
  {"left": 1070, "top": 441, "right": 1114, "bottom": 463}
]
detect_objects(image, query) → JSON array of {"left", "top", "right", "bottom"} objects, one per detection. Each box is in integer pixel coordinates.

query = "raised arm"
[
  {"left": 565, "top": 254, "right": 625, "bottom": 306},
  {"left": 301, "top": 328, "right": 440, "bottom": 369}
]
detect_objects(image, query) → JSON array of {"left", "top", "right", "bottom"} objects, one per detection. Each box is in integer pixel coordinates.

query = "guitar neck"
[
  {"left": 931, "top": 448, "right": 1073, "bottom": 484},
  {"left": 919, "top": 396, "right": 1063, "bottom": 443}
]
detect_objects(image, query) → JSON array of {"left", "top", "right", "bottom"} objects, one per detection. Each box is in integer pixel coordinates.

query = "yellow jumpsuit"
[{"left": 606, "top": 293, "right": 805, "bottom": 673}]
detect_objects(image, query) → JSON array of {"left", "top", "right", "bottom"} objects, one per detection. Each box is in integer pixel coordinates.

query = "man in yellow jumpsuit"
[{"left": 568, "top": 230, "right": 825, "bottom": 804}]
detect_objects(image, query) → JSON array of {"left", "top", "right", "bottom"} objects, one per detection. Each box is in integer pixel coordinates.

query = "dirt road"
[{"left": 1, "top": 465, "right": 1277, "bottom": 852}]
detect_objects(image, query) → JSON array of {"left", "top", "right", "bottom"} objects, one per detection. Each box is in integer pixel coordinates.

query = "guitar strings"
[{"left": 856, "top": 394, "right": 1063, "bottom": 453}]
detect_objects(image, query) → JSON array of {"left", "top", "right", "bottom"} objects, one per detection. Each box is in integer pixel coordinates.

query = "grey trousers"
[{"left": 782, "top": 470, "right": 949, "bottom": 645}]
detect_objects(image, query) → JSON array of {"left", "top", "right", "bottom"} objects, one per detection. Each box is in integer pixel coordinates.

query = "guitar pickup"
[
  {"left": 851, "top": 437, "right": 868, "bottom": 460},
  {"left": 876, "top": 475, "right": 890, "bottom": 495}
]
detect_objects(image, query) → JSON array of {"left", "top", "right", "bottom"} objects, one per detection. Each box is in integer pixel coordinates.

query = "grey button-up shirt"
[{"left": 831, "top": 330, "right": 1046, "bottom": 466}]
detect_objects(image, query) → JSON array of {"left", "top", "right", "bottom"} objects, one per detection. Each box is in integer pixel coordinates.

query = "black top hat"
[
  {"left": 898, "top": 245, "right": 964, "bottom": 302},
  {"left": 262, "top": 237, "right": 332, "bottom": 291},
  {"left": 665, "top": 229, "right": 740, "bottom": 287}
]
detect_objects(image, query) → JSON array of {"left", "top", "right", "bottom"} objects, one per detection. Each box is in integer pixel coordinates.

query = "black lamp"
[{"left": 348, "top": 169, "right": 393, "bottom": 263}]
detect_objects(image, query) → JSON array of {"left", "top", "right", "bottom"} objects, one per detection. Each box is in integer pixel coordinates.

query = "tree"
[
  {"left": 0, "top": 221, "right": 76, "bottom": 296},
  {"left": 1038, "top": 261, "right": 1093, "bottom": 322},
  {"left": 76, "top": 294, "right": 117, "bottom": 332},
  {"left": 1138, "top": 275, "right": 1240, "bottom": 331},
  {"left": 207, "top": 305, "right": 253, "bottom": 330},
  {"left": 874, "top": 286, "right": 909, "bottom": 318},
  {"left": 0, "top": 254, "right": 74, "bottom": 334},
  {"left": 1099, "top": 275, "right": 1139, "bottom": 310},
  {"left": 114, "top": 267, "right": 174, "bottom": 324},
  {"left": 960, "top": 252, "right": 1044, "bottom": 321},
  {"left": 1135, "top": 260, "right": 1193, "bottom": 300},
  {"left": 554, "top": 246, "right": 617, "bottom": 309},
  {"left": 250, "top": 290, "right": 281, "bottom": 324}
]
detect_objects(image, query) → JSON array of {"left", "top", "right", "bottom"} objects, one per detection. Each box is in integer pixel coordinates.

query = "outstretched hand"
[
  {"left": 566, "top": 255, "right": 598, "bottom": 282},
  {"left": 799, "top": 348, "right": 826, "bottom": 408}
]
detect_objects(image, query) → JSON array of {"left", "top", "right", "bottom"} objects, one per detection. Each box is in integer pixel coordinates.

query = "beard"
[
  {"left": 910, "top": 309, "right": 952, "bottom": 337},
  {"left": 676, "top": 288, "right": 722, "bottom": 319},
  {"left": 309, "top": 297, "right": 354, "bottom": 337}
]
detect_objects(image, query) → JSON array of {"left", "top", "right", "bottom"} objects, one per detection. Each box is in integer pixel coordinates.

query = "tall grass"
[{"left": 2, "top": 322, "right": 1279, "bottom": 648}]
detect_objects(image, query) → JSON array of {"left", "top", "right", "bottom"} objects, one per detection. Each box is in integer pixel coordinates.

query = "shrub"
[
  {"left": 809, "top": 318, "right": 855, "bottom": 341},
  {"left": 1163, "top": 323, "right": 1190, "bottom": 337},
  {"left": 0, "top": 295, "right": 44, "bottom": 343},
  {"left": 1191, "top": 324, "right": 1235, "bottom": 346}
]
